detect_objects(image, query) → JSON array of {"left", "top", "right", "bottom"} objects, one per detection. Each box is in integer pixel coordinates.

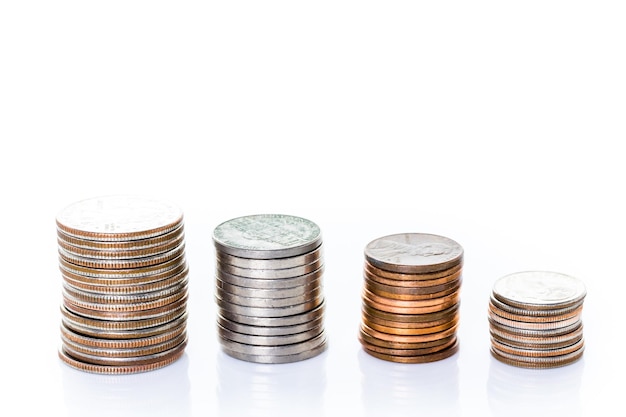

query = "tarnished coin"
[
  {"left": 492, "top": 271, "right": 587, "bottom": 311},
  {"left": 56, "top": 195, "right": 184, "bottom": 241},
  {"left": 364, "top": 233, "right": 463, "bottom": 274},
  {"left": 213, "top": 214, "right": 322, "bottom": 259}
]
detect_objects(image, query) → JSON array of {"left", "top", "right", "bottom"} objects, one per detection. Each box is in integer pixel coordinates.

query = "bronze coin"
[
  {"left": 362, "top": 339, "right": 459, "bottom": 363},
  {"left": 363, "top": 288, "right": 460, "bottom": 308},
  {"left": 364, "top": 260, "right": 463, "bottom": 282},
  {"left": 363, "top": 292, "right": 459, "bottom": 315},
  {"left": 362, "top": 303, "right": 459, "bottom": 324},
  {"left": 365, "top": 279, "right": 461, "bottom": 301},
  {"left": 362, "top": 308, "right": 459, "bottom": 329}
]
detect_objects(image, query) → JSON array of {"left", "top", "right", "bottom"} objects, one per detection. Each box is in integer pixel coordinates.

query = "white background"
[{"left": 1, "top": 1, "right": 624, "bottom": 416}]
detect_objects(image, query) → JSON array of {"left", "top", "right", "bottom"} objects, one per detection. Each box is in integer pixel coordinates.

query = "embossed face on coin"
[
  {"left": 56, "top": 195, "right": 183, "bottom": 240},
  {"left": 364, "top": 233, "right": 463, "bottom": 273},
  {"left": 492, "top": 271, "right": 587, "bottom": 309},
  {"left": 212, "top": 214, "right": 322, "bottom": 259}
]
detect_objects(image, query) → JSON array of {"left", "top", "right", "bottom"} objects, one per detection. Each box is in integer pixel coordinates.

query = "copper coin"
[
  {"left": 363, "top": 288, "right": 460, "bottom": 308},
  {"left": 488, "top": 308, "right": 581, "bottom": 331},
  {"left": 365, "top": 279, "right": 461, "bottom": 301},
  {"left": 60, "top": 321, "right": 187, "bottom": 349},
  {"left": 62, "top": 312, "right": 187, "bottom": 340},
  {"left": 364, "top": 233, "right": 463, "bottom": 274},
  {"left": 359, "top": 334, "right": 457, "bottom": 356},
  {"left": 491, "top": 333, "right": 585, "bottom": 354},
  {"left": 362, "top": 308, "right": 459, "bottom": 329},
  {"left": 358, "top": 327, "right": 456, "bottom": 350},
  {"left": 362, "top": 303, "right": 459, "bottom": 323},
  {"left": 363, "top": 292, "right": 459, "bottom": 315},
  {"left": 62, "top": 330, "right": 188, "bottom": 358},
  {"left": 60, "top": 304, "right": 187, "bottom": 332},
  {"left": 364, "top": 261, "right": 463, "bottom": 283},
  {"left": 363, "top": 339, "right": 459, "bottom": 363},
  {"left": 363, "top": 314, "right": 459, "bottom": 335},
  {"left": 360, "top": 322, "right": 459, "bottom": 344}
]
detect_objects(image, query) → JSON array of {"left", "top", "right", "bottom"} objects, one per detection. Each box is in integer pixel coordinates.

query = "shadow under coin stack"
[
  {"left": 56, "top": 195, "right": 189, "bottom": 374},
  {"left": 489, "top": 271, "right": 586, "bottom": 369},
  {"left": 212, "top": 214, "right": 327, "bottom": 364},
  {"left": 359, "top": 233, "right": 464, "bottom": 363}
]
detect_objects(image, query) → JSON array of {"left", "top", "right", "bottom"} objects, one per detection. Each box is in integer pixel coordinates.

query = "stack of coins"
[
  {"left": 489, "top": 270, "right": 586, "bottom": 369},
  {"left": 359, "top": 233, "right": 463, "bottom": 363},
  {"left": 56, "top": 195, "right": 189, "bottom": 374},
  {"left": 212, "top": 214, "right": 327, "bottom": 364}
]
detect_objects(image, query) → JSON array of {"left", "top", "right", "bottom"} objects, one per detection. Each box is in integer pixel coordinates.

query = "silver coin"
[
  {"left": 217, "top": 313, "right": 324, "bottom": 336},
  {"left": 212, "top": 214, "right": 322, "bottom": 259},
  {"left": 59, "top": 253, "right": 187, "bottom": 279},
  {"left": 216, "top": 245, "right": 323, "bottom": 270},
  {"left": 492, "top": 271, "right": 587, "bottom": 310},
  {"left": 364, "top": 233, "right": 463, "bottom": 274},
  {"left": 220, "top": 339, "right": 327, "bottom": 364},
  {"left": 216, "top": 277, "right": 322, "bottom": 299},
  {"left": 216, "top": 257, "right": 323, "bottom": 279},
  {"left": 56, "top": 195, "right": 184, "bottom": 241},
  {"left": 489, "top": 294, "right": 584, "bottom": 317},
  {"left": 216, "top": 293, "right": 323, "bottom": 317},
  {"left": 62, "top": 311, "right": 187, "bottom": 339},
  {"left": 216, "top": 266, "right": 324, "bottom": 289},
  {"left": 216, "top": 295, "right": 324, "bottom": 318},
  {"left": 218, "top": 331, "right": 327, "bottom": 356},
  {"left": 216, "top": 286, "right": 322, "bottom": 308},
  {"left": 218, "top": 323, "right": 324, "bottom": 346},
  {"left": 218, "top": 301, "right": 325, "bottom": 327},
  {"left": 488, "top": 318, "right": 583, "bottom": 338}
]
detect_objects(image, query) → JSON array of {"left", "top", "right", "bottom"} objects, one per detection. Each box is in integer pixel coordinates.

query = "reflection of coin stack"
[
  {"left": 212, "top": 214, "right": 327, "bottom": 364},
  {"left": 359, "top": 233, "right": 464, "bottom": 363},
  {"left": 56, "top": 195, "right": 189, "bottom": 374},
  {"left": 489, "top": 271, "right": 586, "bottom": 369}
]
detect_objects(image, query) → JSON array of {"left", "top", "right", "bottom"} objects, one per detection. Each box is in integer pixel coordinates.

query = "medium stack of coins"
[
  {"left": 489, "top": 270, "right": 586, "bottom": 369},
  {"left": 359, "top": 233, "right": 463, "bottom": 363},
  {"left": 213, "top": 214, "right": 327, "bottom": 364},
  {"left": 56, "top": 195, "right": 189, "bottom": 374}
]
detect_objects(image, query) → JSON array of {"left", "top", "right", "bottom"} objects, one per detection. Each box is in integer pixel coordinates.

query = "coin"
[
  {"left": 488, "top": 270, "right": 587, "bottom": 369},
  {"left": 359, "top": 232, "right": 463, "bottom": 363},
  {"left": 56, "top": 196, "right": 189, "bottom": 374},
  {"left": 364, "top": 233, "right": 463, "bottom": 274},
  {"left": 213, "top": 213, "right": 327, "bottom": 363},
  {"left": 492, "top": 271, "right": 587, "bottom": 311},
  {"left": 56, "top": 195, "right": 183, "bottom": 241},
  {"left": 212, "top": 214, "right": 322, "bottom": 259}
]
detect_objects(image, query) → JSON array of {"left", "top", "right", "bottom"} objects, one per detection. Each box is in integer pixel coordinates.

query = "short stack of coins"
[
  {"left": 212, "top": 214, "right": 327, "bottom": 364},
  {"left": 489, "top": 270, "right": 586, "bottom": 369},
  {"left": 56, "top": 195, "right": 189, "bottom": 374},
  {"left": 359, "top": 233, "right": 464, "bottom": 363}
]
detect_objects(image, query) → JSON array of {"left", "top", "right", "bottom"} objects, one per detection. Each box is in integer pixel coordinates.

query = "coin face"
[
  {"left": 364, "top": 233, "right": 463, "bottom": 273},
  {"left": 212, "top": 214, "right": 322, "bottom": 259},
  {"left": 56, "top": 195, "right": 183, "bottom": 240},
  {"left": 492, "top": 271, "right": 587, "bottom": 309}
]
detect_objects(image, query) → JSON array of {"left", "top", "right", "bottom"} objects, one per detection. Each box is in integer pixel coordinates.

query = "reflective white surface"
[{"left": 1, "top": 1, "right": 624, "bottom": 416}]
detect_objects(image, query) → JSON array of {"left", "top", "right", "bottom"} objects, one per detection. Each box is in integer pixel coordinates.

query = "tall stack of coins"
[
  {"left": 489, "top": 271, "right": 586, "bottom": 369},
  {"left": 56, "top": 195, "right": 189, "bottom": 374},
  {"left": 212, "top": 214, "right": 327, "bottom": 364},
  {"left": 359, "top": 233, "right": 463, "bottom": 363}
]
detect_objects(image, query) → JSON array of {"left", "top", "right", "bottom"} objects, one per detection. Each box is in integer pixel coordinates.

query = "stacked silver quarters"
[
  {"left": 56, "top": 195, "right": 189, "bottom": 374},
  {"left": 489, "top": 271, "right": 586, "bottom": 369},
  {"left": 213, "top": 214, "right": 327, "bottom": 364}
]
